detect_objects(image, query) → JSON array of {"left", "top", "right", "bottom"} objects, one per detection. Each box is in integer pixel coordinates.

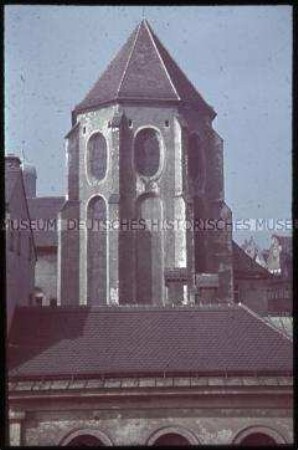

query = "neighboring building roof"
[
  {"left": 5, "top": 155, "right": 38, "bottom": 260},
  {"left": 233, "top": 241, "right": 271, "bottom": 278},
  {"left": 27, "top": 197, "right": 65, "bottom": 247},
  {"left": 272, "top": 234, "right": 292, "bottom": 256},
  {"left": 74, "top": 20, "right": 215, "bottom": 117},
  {"left": 8, "top": 304, "right": 292, "bottom": 379}
]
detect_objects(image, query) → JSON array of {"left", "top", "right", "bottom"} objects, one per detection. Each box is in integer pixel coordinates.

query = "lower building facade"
[{"left": 8, "top": 375, "right": 293, "bottom": 446}]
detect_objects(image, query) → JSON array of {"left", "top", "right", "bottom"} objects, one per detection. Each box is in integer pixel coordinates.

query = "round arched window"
[
  {"left": 239, "top": 433, "right": 277, "bottom": 446},
  {"left": 134, "top": 128, "right": 160, "bottom": 177},
  {"left": 67, "top": 435, "right": 104, "bottom": 446},
  {"left": 87, "top": 133, "right": 107, "bottom": 182},
  {"left": 152, "top": 433, "right": 191, "bottom": 446}
]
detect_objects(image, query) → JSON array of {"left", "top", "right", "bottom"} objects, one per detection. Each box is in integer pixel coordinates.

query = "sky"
[{"left": 5, "top": 5, "right": 292, "bottom": 248}]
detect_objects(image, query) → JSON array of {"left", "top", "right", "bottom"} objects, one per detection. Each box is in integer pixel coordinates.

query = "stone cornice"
[{"left": 8, "top": 375, "right": 293, "bottom": 397}]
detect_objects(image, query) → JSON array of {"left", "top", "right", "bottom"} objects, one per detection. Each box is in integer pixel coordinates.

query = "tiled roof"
[
  {"left": 233, "top": 241, "right": 271, "bottom": 278},
  {"left": 8, "top": 304, "right": 292, "bottom": 379},
  {"left": 27, "top": 197, "right": 65, "bottom": 247},
  {"left": 74, "top": 20, "right": 214, "bottom": 117}
]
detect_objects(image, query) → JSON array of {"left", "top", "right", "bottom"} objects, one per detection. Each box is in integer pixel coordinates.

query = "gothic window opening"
[
  {"left": 136, "top": 195, "right": 162, "bottom": 304},
  {"left": 194, "top": 197, "right": 208, "bottom": 273},
  {"left": 87, "top": 196, "right": 107, "bottom": 305},
  {"left": 234, "top": 284, "right": 239, "bottom": 303},
  {"left": 134, "top": 128, "right": 160, "bottom": 177},
  {"left": 28, "top": 236, "right": 32, "bottom": 261},
  {"left": 188, "top": 134, "right": 205, "bottom": 194},
  {"left": 17, "top": 231, "right": 21, "bottom": 255},
  {"left": 9, "top": 230, "right": 14, "bottom": 252},
  {"left": 87, "top": 132, "right": 107, "bottom": 182}
]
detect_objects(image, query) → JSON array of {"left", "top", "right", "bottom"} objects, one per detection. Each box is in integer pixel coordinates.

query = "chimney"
[
  {"left": 50, "top": 298, "right": 57, "bottom": 307},
  {"left": 5, "top": 154, "right": 21, "bottom": 171}
]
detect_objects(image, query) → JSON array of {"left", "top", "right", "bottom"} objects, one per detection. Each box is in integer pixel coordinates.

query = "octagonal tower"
[{"left": 58, "top": 20, "right": 233, "bottom": 306}]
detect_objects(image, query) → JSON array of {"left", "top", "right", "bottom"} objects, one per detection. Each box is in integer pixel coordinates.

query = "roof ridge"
[
  {"left": 117, "top": 22, "right": 142, "bottom": 97},
  {"left": 73, "top": 20, "right": 214, "bottom": 114},
  {"left": 117, "top": 20, "right": 180, "bottom": 101},
  {"left": 74, "top": 26, "right": 139, "bottom": 113},
  {"left": 15, "top": 304, "right": 241, "bottom": 314},
  {"left": 264, "top": 315, "right": 292, "bottom": 338},
  {"left": 144, "top": 20, "right": 180, "bottom": 100},
  {"left": 148, "top": 24, "right": 215, "bottom": 114},
  {"left": 239, "top": 303, "right": 293, "bottom": 342}
]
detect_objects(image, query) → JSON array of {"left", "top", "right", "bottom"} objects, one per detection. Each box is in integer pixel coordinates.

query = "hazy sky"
[{"left": 5, "top": 5, "right": 292, "bottom": 247}]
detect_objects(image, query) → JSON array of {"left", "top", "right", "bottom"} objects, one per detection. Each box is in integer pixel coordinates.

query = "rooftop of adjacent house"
[
  {"left": 232, "top": 241, "right": 271, "bottom": 278},
  {"left": 273, "top": 234, "right": 292, "bottom": 256},
  {"left": 27, "top": 196, "right": 65, "bottom": 247},
  {"left": 8, "top": 304, "right": 292, "bottom": 380},
  {"left": 74, "top": 19, "right": 215, "bottom": 117}
]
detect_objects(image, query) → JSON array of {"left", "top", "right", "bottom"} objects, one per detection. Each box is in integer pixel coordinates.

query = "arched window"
[
  {"left": 239, "top": 433, "right": 277, "bottom": 446},
  {"left": 60, "top": 429, "right": 113, "bottom": 446},
  {"left": 152, "top": 433, "right": 191, "bottom": 446},
  {"left": 233, "top": 426, "right": 286, "bottom": 446},
  {"left": 194, "top": 196, "right": 208, "bottom": 273},
  {"left": 188, "top": 134, "right": 205, "bottom": 194},
  {"left": 135, "top": 128, "right": 160, "bottom": 177},
  {"left": 136, "top": 195, "right": 162, "bottom": 304},
  {"left": 147, "top": 426, "right": 198, "bottom": 446},
  {"left": 87, "top": 196, "right": 107, "bottom": 305},
  {"left": 67, "top": 435, "right": 104, "bottom": 446},
  {"left": 87, "top": 133, "right": 107, "bottom": 182}
]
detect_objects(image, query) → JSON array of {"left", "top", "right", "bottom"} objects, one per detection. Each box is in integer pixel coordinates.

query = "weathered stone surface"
[{"left": 16, "top": 404, "right": 293, "bottom": 446}]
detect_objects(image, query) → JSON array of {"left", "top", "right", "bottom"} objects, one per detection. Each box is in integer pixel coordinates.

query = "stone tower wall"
[{"left": 59, "top": 102, "right": 233, "bottom": 305}]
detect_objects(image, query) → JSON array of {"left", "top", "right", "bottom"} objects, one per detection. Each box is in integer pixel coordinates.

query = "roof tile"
[
  {"left": 75, "top": 20, "right": 214, "bottom": 116},
  {"left": 8, "top": 305, "right": 292, "bottom": 379}
]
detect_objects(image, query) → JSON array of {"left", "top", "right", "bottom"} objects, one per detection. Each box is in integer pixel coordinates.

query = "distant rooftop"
[
  {"left": 233, "top": 241, "right": 271, "bottom": 278},
  {"left": 27, "top": 196, "right": 65, "bottom": 247}
]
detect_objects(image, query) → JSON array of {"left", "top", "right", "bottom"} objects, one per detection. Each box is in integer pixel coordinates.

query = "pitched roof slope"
[
  {"left": 74, "top": 25, "right": 139, "bottom": 113},
  {"left": 146, "top": 21, "right": 214, "bottom": 113},
  {"left": 233, "top": 241, "right": 271, "bottom": 278},
  {"left": 74, "top": 20, "right": 214, "bottom": 116},
  {"left": 8, "top": 305, "right": 292, "bottom": 379},
  {"left": 118, "top": 20, "right": 178, "bottom": 101}
]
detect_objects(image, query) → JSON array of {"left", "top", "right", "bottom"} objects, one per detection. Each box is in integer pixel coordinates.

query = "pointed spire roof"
[{"left": 74, "top": 20, "right": 215, "bottom": 118}]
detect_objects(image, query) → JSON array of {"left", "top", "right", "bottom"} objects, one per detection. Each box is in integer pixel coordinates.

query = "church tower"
[{"left": 58, "top": 20, "right": 233, "bottom": 306}]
